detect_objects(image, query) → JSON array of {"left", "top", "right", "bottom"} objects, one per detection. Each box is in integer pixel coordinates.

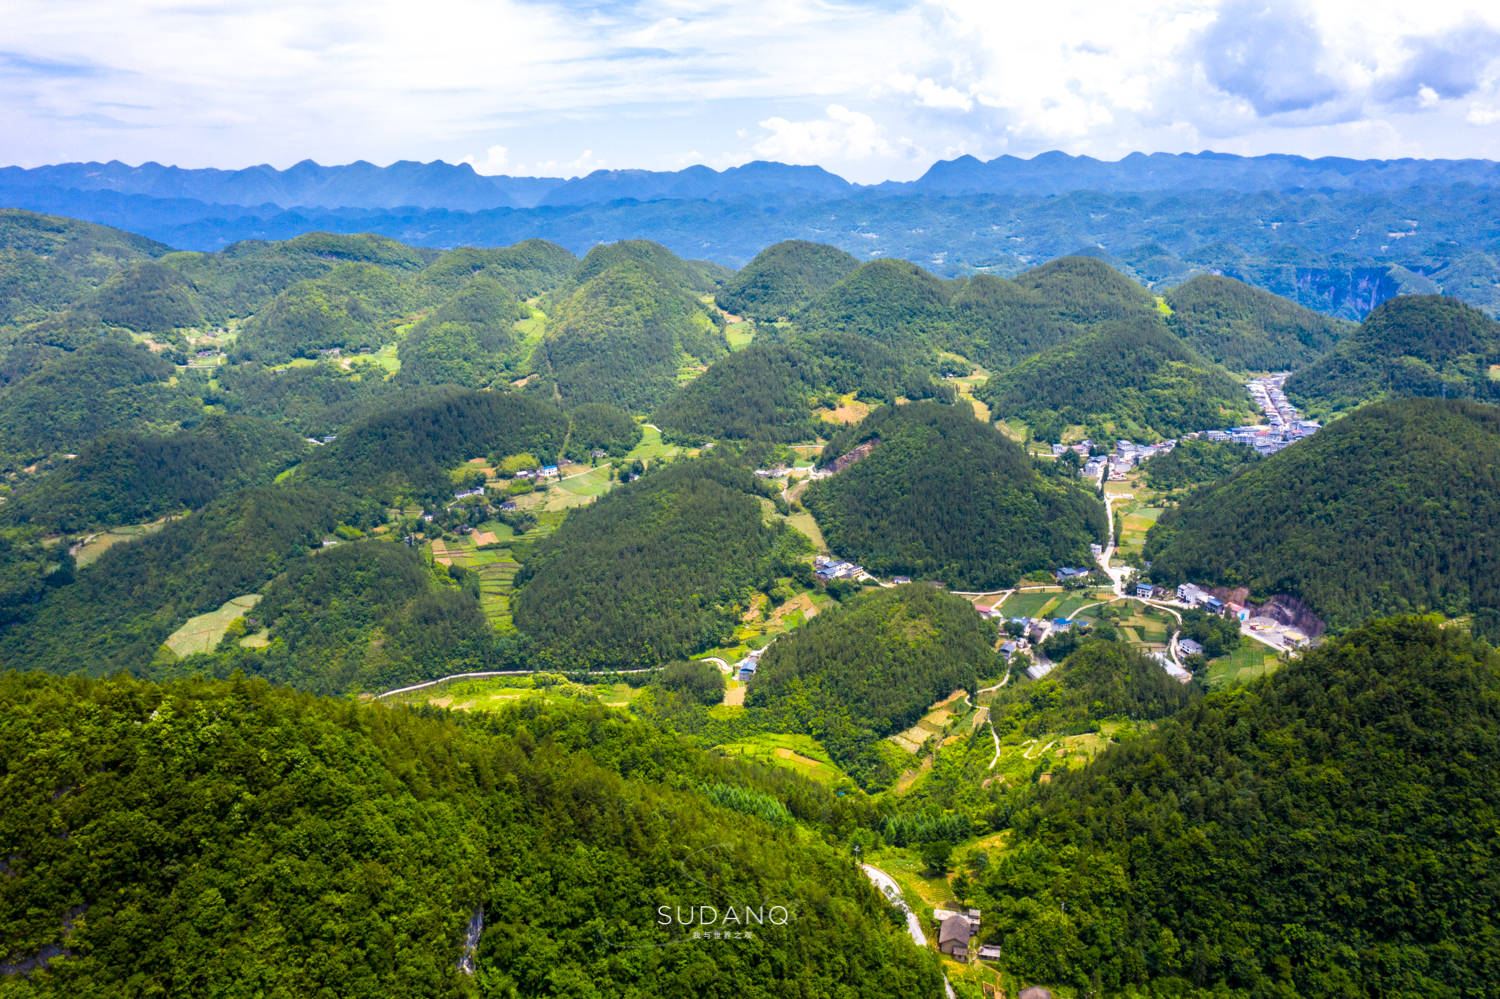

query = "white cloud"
[
  {"left": 2, "top": 0, "right": 1500, "bottom": 177},
  {"left": 460, "top": 145, "right": 510, "bottom": 174},
  {"left": 753, "top": 105, "right": 900, "bottom": 165}
]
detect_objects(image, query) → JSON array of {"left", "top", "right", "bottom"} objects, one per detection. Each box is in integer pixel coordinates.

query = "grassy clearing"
[
  {"left": 732, "top": 587, "right": 834, "bottom": 649},
  {"left": 890, "top": 690, "right": 971, "bottom": 755},
  {"left": 165, "top": 594, "right": 260, "bottom": 657},
  {"left": 865, "top": 846, "right": 959, "bottom": 911},
  {"left": 396, "top": 673, "right": 645, "bottom": 712},
  {"left": 342, "top": 342, "right": 400, "bottom": 374},
  {"left": 817, "top": 392, "right": 872, "bottom": 426},
  {"left": 725, "top": 324, "right": 755, "bottom": 350},
  {"left": 627, "top": 424, "right": 683, "bottom": 464},
  {"left": 1205, "top": 642, "right": 1282, "bottom": 689},
  {"left": 715, "top": 731, "right": 845, "bottom": 784},
  {"left": 555, "top": 465, "right": 615, "bottom": 499},
  {"left": 786, "top": 509, "right": 827, "bottom": 552},
  {"left": 72, "top": 516, "right": 178, "bottom": 569},
  {"left": 997, "top": 589, "right": 1064, "bottom": 619}
]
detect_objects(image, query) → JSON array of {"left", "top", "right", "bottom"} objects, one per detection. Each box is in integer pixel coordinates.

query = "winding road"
[{"left": 859, "top": 865, "right": 956, "bottom": 999}]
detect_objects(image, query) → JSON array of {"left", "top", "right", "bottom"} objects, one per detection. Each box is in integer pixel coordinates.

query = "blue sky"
[{"left": 3, "top": 0, "right": 1500, "bottom": 182}]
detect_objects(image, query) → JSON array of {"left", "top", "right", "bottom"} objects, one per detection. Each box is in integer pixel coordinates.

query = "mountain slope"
[
  {"left": 1145, "top": 397, "right": 1500, "bottom": 636},
  {"left": 798, "top": 258, "right": 955, "bottom": 356},
  {"left": 803, "top": 402, "right": 1106, "bottom": 588},
  {"left": 513, "top": 459, "right": 805, "bottom": 668},
  {"left": 978, "top": 316, "right": 1257, "bottom": 441},
  {"left": 0, "top": 671, "right": 943, "bottom": 997},
  {"left": 747, "top": 583, "right": 1001, "bottom": 789},
  {"left": 1285, "top": 294, "right": 1500, "bottom": 415},
  {"left": 536, "top": 256, "right": 727, "bottom": 411},
  {"left": 1165, "top": 273, "right": 1352, "bottom": 371},
  {"left": 2, "top": 415, "right": 306, "bottom": 532},
  {"left": 983, "top": 616, "right": 1500, "bottom": 996},
  {"left": 714, "top": 239, "right": 860, "bottom": 320}
]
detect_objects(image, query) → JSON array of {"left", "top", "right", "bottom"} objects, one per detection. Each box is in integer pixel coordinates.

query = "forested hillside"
[
  {"left": 0, "top": 484, "right": 377, "bottom": 677},
  {"left": 534, "top": 254, "right": 727, "bottom": 411},
  {"left": 230, "top": 262, "right": 411, "bottom": 363},
  {"left": 514, "top": 459, "right": 806, "bottom": 668},
  {"left": 803, "top": 402, "right": 1106, "bottom": 588},
  {"left": 652, "top": 332, "right": 944, "bottom": 443},
  {"left": 0, "top": 338, "right": 202, "bottom": 466},
  {"left": 1146, "top": 398, "right": 1500, "bottom": 637},
  {"left": 1285, "top": 294, "right": 1500, "bottom": 415},
  {"left": 991, "top": 639, "right": 1197, "bottom": 737},
  {"left": 978, "top": 316, "right": 1257, "bottom": 441},
  {"left": 1164, "top": 273, "right": 1351, "bottom": 371},
  {"left": 798, "top": 258, "right": 955, "bottom": 355},
  {"left": 1142, "top": 437, "right": 1260, "bottom": 491},
  {"left": 199, "top": 541, "right": 496, "bottom": 694},
  {"left": 2, "top": 415, "right": 306, "bottom": 532},
  {"left": 0, "top": 672, "right": 943, "bottom": 997},
  {"left": 715, "top": 239, "right": 859, "bottom": 319},
  {"left": 0, "top": 209, "right": 170, "bottom": 326},
  {"left": 395, "top": 276, "right": 525, "bottom": 388},
  {"left": 747, "top": 584, "right": 1001, "bottom": 789},
  {"left": 981, "top": 617, "right": 1500, "bottom": 996},
  {"left": 303, "top": 387, "right": 568, "bottom": 503}
]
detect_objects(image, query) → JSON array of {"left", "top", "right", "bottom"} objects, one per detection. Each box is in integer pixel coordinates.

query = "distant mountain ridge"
[
  {"left": 5, "top": 154, "right": 1500, "bottom": 322},
  {"left": 8, "top": 152, "right": 1500, "bottom": 212}
]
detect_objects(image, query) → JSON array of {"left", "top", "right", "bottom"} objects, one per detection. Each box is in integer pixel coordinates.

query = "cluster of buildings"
[
  {"left": 513, "top": 464, "right": 561, "bottom": 482},
  {"left": 813, "top": 555, "right": 865, "bottom": 583},
  {"left": 1202, "top": 375, "right": 1320, "bottom": 457},
  {"left": 1061, "top": 375, "right": 1322, "bottom": 480}
]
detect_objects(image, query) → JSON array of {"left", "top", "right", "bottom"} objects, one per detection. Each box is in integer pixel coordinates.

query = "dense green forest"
[
  {"left": 3, "top": 415, "right": 306, "bottom": 532},
  {"left": 653, "top": 332, "right": 944, "bottom": 443},
  {"left": 0, "top": 209, "right": 170, "bottom": 326},
  {"left": 991, "top": 639, "right": 1198, "bottom": 738},
  {"left": 410, "top": 239, "right": 576, "bottom": 301},
  {"left": 560, "top": 401, "right": 641, "bottom": 460},
  {"left": 0, "top": 338, "right": 202, "bottom": 466},
  {"left": 1146, "top": 398, "right": 1500, "bottom": 637},
  {"left": 1142, "top": 438, "right": 1260, "bottom": 491},
  {"left": 980, "top": 617, "right": 1500, "bottom": 996},
  {"left": 0, "top": 484, "right": 377, "bottom": 677},
  {"left": 747, "top": 584, "right": 1001, "bottom": 789},
  {"left": 715, "top": 239, "right": 860, "bottom": 319},
  {"left": 798, "top": 258, "right": 955, "bottom": 357},
  {"left": 1286, "top": 294, "right": 1500, "bottom": 415},
  {"left": 0, "top": 671, "right": 943, "bottom": 997},
  {"left": 88, "top": 261, "right": 206, "bottom": 331},
  {"left": 395, "top": 276, "right": 525, "bottom": 388},
  {"left": 198, "top": 541, "right": 496, "bottom": 694},
  {"left": 803, "top": 402, "right": 1106, "bottom": 588},
  {"left": 513, "top": 459, "right": 806, "bottom": 668},
  {"left": 303, "top": 387, "right": 568, "bottom": 503},
  {"left": 230, "top": 262, "right": 411, "bottom": 363},
  {"left": 200, "top": 361, "right": 398, "bottom": 437},
  {"left": 534, "top": 255, "right": 727, "bottom": 411},
  {"left": 978, "top": 316, "right": 1258, "bottom": 441},
  {"left": 1164, "top": 273, "right": 1351, "bottom": 371}
]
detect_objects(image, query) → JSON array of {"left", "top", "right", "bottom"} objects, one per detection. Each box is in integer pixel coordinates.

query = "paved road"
[
  {"left": 859, "top": 866, "right": 956, "bottom": 999},
  {"left": 376, "top": 667, "right": 654, "bottom": 699}
]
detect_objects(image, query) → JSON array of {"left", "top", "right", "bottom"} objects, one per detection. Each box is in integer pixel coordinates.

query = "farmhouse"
[
  {"left": 937, "top": 914, "right": 972, "bottom": 960},
  {"left": 1178, "top": 638, "right": 1204, "bottom": 657}
]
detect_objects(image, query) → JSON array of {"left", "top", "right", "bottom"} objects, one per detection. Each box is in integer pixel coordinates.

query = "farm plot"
[
  {"left": 997, "top": 589, "right": 1064, "bottom": 619},
  {"left": 165, "top": 594, "right": 261, "bottom": 657}
]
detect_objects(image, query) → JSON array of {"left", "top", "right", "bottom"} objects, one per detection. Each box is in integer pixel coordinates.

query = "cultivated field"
[{"left": 165, "top": 593, "right": 261, "bottom": 657}]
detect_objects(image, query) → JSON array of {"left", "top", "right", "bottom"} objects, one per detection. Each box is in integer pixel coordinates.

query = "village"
[{"left": 1066, "top": 374, "right": 1320, "bottom": 483}]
